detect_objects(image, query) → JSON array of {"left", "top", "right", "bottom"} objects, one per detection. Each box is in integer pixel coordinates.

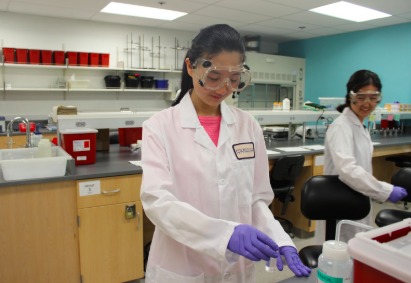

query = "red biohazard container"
[
  {"left": 66, "top": 51, "right": 78, "bottom": 66},
  {"left": 118, "top": 127, "right": 142, "bottom": 146},
  {"left": 347, "top": 219, "right": 411, "bottom": 283},
  {"left": 40, "top": 50, "right": 52, "bottom": 65},
  {"left": 100, "top": 53, "right": 110, "bottom": 67},
  {"left": 60, "top": 128, "right": 98, "bottom": 165},
  {"left": 78, "top": 52, "right": 89, "bottom": 66},
  {"left": 53, "top": 51, "right": 65, "bottom": 65},
  {"left": 19, "top": 122, "right": 35, "bottom": 132},
  {"left": 3, "top": 48, "right": 15, "bottom": 63},
  {"left": 89, "top": 53, "right": 99, "bottom": 67},
  {"left": 28, "top": 49, "right": 40, "bottom": 64},
  {"left": 16, "top": 48, "right": 28, "bottom": 64}
]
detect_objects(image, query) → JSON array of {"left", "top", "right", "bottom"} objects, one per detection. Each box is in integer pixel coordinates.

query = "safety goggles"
[
  {"left": 350, "top": 90, "right": 383, "bottom": 106},
  {"left": 192, "top": 58, "right": 251, "bottom": 92}
]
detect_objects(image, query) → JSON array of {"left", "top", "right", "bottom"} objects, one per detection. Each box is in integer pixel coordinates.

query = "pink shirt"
[{"left": 198, "top": 116, "right": 221, "bottom": 146}]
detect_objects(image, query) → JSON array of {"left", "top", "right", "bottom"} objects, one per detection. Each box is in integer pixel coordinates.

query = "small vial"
[
  {"left": 265, "top": 257, "right": 277, "bottom": 272},
  {"left": 278, "top": 102, "right": 283, "bottom": 110}
]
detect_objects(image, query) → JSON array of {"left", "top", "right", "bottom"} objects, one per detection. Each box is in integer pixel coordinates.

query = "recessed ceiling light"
[
  {"left": 309, "top": 1, "right": 391, "bottom": 22},
  {"left": 101, "top": 2, "right": 187, "bottom": 21}
]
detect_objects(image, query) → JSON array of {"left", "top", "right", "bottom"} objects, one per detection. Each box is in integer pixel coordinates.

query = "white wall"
[{"left": 0, "top": 11, "right": 196, "bottom": 119}]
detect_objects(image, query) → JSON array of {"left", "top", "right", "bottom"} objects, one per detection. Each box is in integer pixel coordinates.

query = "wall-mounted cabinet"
[{"left": 238, "top": 83, "right": 293, "bottom": 110}]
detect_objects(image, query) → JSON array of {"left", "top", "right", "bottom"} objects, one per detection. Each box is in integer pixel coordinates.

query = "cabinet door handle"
[
  {"left": 102, "top": 189, "right": 121, "bottom": 194},
  {"left": 137, "top": 212, "right": 140, "bottom": 230}
]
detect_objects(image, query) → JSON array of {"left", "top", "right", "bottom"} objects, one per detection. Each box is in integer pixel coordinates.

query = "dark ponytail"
[
  {"left": 336, "top": 70, "right": 382, "bottom": 113},
  {"left": 172, "top": 24, "right": 246, "bottom": 106}
]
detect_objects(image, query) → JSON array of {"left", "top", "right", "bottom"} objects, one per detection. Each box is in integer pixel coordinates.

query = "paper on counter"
[
  {"left": 275, "top": 147, "right": 311, "bottom": 152},
  {"left": 266, "top": 150, "right": 281, "bottom": 155},
  {"left": 300, "top": 145, "right": 325, "bottom": 150},
  {"left": 129, "top": 161, "right": 142, "bottom": 167}
]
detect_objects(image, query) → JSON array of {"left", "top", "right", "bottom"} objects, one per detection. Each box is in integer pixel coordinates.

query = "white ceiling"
[{"left": 2, "top": 0, "right": 411, "bottom": 43}]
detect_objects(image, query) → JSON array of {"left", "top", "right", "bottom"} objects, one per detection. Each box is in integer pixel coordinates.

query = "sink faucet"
[{"left": 7, "top": 117, "right": 32, "bottom": 148}]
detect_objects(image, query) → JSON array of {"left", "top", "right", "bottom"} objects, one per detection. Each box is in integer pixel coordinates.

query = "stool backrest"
[
  {"left": 270, "top": 155, "right": 305, "bottom": 184},
  {"left": 391, "top": 168, "right": 411, "bottom": 203}
]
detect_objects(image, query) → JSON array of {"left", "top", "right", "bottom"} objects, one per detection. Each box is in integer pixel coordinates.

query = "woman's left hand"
[{"left": 276, "top": 246, "right": 311, "bottom": 277}]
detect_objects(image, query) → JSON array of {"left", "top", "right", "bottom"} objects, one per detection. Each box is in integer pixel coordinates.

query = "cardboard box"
[{"left": 96, "top": 128, "right": 110, "bottom": 151}]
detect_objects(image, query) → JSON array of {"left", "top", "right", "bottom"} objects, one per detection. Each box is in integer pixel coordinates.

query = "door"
[{"left": 78, "top": 201, "right": 144, "bottom": 283}]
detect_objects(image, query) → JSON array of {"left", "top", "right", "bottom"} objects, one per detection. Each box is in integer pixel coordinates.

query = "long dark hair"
[
  {"left": 172, "top": 24, "right": 246, "bottom": 106},
  {"left": 336, "top": 70, "right": 382, "bottom": 113}
]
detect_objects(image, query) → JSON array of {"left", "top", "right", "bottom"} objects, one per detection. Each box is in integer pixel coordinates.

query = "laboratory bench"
[
  {"left": 1, "top": 135, "right": 411, "bottom": 283},
  {"left": 278, "top": 269, "right": 318, "bottom": 283}
]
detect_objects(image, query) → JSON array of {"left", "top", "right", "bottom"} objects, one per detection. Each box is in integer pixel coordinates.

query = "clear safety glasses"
[
  {"left": 192, "top": 58, "right": 251, "bottom": 92},
  {"left": 350, "top": 90, "right": 383, "bottom": 106}
]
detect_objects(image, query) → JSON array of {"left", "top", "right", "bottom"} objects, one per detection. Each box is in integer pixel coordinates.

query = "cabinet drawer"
[{"left": 77, "top": 174, "right": 141, "bottom": 209}]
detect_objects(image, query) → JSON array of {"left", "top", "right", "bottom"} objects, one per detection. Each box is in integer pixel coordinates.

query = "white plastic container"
[
  {"left": 317, "top": 240, "right": 353, "bottom": 283},
  {"left": 0, "top": 147, "right": 73, "bottom": 181},
  {"left": 319, "top": 97, "right": 345, "bottom": 110},
  {"left": 37, "top": 139, "right": 52, "bottom": 158},
  {"left": 282, "top": 98, "right": 290, "bottom": 111},
  {"left": 31, "top": 133, "right": 43, "bottom": 147},
  {"left": 68, "top": 80, "right": 89, "bottom": 89}
]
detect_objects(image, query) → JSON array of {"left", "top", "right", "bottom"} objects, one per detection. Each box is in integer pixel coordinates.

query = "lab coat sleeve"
[
  {"left": 140, "top": 117, "right": 239, "bottom": 264},
  {"left": 327, "top": 124, "right": 393, "bottom": 202},
  {"left": 251, "top": 124, "right": 296, "bottom": 248}
]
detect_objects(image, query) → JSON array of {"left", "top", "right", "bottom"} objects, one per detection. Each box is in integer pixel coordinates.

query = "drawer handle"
[
  {"left": 102, "top": 189, "right": 121, "bottom": 194},
  {"left": 137, "top": 212, "right": 140, "bottom": 230}
]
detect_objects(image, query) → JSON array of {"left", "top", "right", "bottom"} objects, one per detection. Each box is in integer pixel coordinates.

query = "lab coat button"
[
  {"left": 224, "top": 272, "right": 231, "bottom": 279},
  {"left": 219, "top": 179, "right": 227, "bottom": 185}
]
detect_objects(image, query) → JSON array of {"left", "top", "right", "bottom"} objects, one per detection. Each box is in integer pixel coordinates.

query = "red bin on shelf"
[
  {"left": 29, "top": 49, "right": 40, "bottom": 64},
  {"left": 19, "top": 122, "right": 35, "bottom": 132},
  {"left": 53, "top": 51, "right": 65, "bottom": 65},
  {"left": 66, "top": 51, "right": 78, "bottom": 66},
  {"left": 2, "top": 48, "right": 15, "bottom": 63},
  {"left": 41, "top": 50, "right": 52, "bottom": 65},
  {"left": 118, "top": 127, "right": 142, "bottom": 146},
  {"left": 16, "top": 48, "right": 28, "bottom": 64},
  {"left": 60, "top": 128, "right": 98, "bottom": 165},
  {"left": 78, "top": 52, "right": 89, "bottom": 66},
  {"left": 89, "top": 53, "right": 99, "bottom": 67},
  {"left": 100, "top": 53, "right": 110, "bottom": 67}
]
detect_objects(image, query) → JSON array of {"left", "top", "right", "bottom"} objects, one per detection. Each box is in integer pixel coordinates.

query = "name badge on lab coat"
[{"left": 232, "top": 142, "right": 255, "bottom": 160}]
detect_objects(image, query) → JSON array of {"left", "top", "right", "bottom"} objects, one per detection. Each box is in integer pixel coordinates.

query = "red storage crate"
[
  {"left": 118, "top": 127, "right": 142, "bottom": 146},
  {"left": 60, "top": 128, "right": 98, "bottom": 165},
  {"left": 89, "top": 53, "right": 99, "bottom": 67},
  {"left": 3, "top": 48, "right": 15, "bottom": 63},
  {"left": 29, "top": 49, "right": 40, "bottom": 64},
  {"left": 41, "top": 50, "right": 52, "bottom": 65},
  {"left": 78, "top": 52, "right": 89, "bottom": 66},
  {"left": 66, "top": 51, "right": 78, "bottom": 66},
  {"left": 16, "top": 48, "right": 28, "bottom": 64},
  {"left": 100, "top": 53, "right": 110, "bottom": 67},
  {"left": 53, "top": 51, "right": 65, "bottom": 65}
]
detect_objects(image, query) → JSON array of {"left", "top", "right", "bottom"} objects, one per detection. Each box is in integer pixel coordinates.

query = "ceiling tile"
[
  {"left": 309, "top": 27, "right": 344, "bottom": 36},
  {"left": 157, "top": 21, "right": 204, "bottom": 32},
  {"left": 281, "top": 11, "right": 353, "bottom": 26},
  {"left": 257, "top": 18, "right": 322, "bottom": 32},
  {"left": 111, "top": 0, "right": 208, "bottom": 13},
  {"left": 193, "top": 5, "right": 271, "bottom": 24},
  {"left": 174, "top": 14, "right": 247, "bottom": 28},
  {"left": 398, "top": 12, "right": 411, "bottom": 19},
  {"left": 8, "top": 2, "right": 96, "bottom": 20},
  {"left": 0, "top": 0, "right": 8, "bottom": 11},
  {"left": 332, "top": 22, "right": 376, "bottom": 32},
  {"left": 11, "top": 0, "right": 110, "bottom": 12},
  {"left": 285, "top": 32, "right": 321, "bottom": 40},
  {"left": 185, "top": 0, "right": 220, "bottom": 4},
  {"left": 347, "top": 0, "right": 411, "bottom": 15},
  {"left": 264, "top": 0, "right": 340, "bottom": 10},
  {"left": 90, "top": 12, "right": 168, "bottom": 27},
  {"left": 215, "top": 0, "right": 302, "bottom": 18},
  {"left": 364, "top": 16, "right": 411, "bottom": 27},
  {"left": 238, "top": 24, "right": 296, "bottom": 35}
]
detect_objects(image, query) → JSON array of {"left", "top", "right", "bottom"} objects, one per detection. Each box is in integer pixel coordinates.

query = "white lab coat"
[
  {"left": 141, "top": 93, "right": 295, "bottom": 283},
  {"left": 315, "top": 107, "right": 393, "bottom": 244}
]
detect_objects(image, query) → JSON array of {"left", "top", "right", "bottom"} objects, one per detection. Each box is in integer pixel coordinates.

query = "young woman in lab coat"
[
  {"left": 316, "top": 70, "right": 408, "bottom": 244},
  {"left": 141, "top": 24, "right": 310, "bottom": 283}
]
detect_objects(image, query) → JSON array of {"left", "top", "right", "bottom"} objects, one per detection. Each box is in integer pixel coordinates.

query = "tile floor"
[{"left": 135, "top": 199, "right": 406, "bottom": 283}]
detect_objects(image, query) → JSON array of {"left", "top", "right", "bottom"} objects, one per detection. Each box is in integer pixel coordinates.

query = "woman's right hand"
[
  {"left": 227, "top": 225, "right": 279, "bottom": 261},
  {"left": 388, "top": 186, "right": 408, "bottom": 202}
]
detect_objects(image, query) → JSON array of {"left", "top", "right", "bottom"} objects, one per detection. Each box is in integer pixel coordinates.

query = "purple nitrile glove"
[
  {"left": 277, "top": 246, "right": 311, "bottom": 277},
  {"left": 388, "top": 186, "right": 408, "bottom": 203},
  {"left": 227, "top": 225, "right": 279, "bottom": 261}
]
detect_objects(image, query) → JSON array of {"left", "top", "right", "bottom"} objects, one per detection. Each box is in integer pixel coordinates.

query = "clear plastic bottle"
[
  {"left": 273, "top": 102, "right": 278, "bottom": 110},
  {"left": 317, "top": 241, "right": 353, "bottom": 283},
  {"left": 265, "top": 257, "right": 277, "bottom": 272},
  {"left": 278, "top": 102, "right": 283, "bottom": 110}
]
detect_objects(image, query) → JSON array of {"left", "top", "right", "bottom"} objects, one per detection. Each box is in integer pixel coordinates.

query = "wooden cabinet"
[
  {"left": 0, "top": 133, "right": 56, "bottom": 149},
  {"left": 77, "top": 174, "right": 144, "bottom": 283},
  {"left": 312, "top": 154, "right": 324, "bottom": 176}
]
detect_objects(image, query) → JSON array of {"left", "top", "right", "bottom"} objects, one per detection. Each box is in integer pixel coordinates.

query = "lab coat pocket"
[
  {"left": 156, "top": 265, "right": 204, "bottom": 283},
  {"left": 232, "top": 159, "right": 255, "bottom": 207}
]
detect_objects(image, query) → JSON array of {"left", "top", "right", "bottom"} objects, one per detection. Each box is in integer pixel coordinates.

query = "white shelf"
[
  {"left": 5, "top": 88, "right": 68, "bottom": 91},
  {"left": 4, "top": 63, "right": 66, "bottom": 69},
  {"left": 124, "top": 89, "right": 172, "bottom": 93},
  {"left": 68, "top": 88, "right": 122, "bottom": 92},
  {"left": 124, "top": 68, "right": 182, "bottom": 73},
  {"left": 68, "top": 66, "right": 122, "bottom": 71}
]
